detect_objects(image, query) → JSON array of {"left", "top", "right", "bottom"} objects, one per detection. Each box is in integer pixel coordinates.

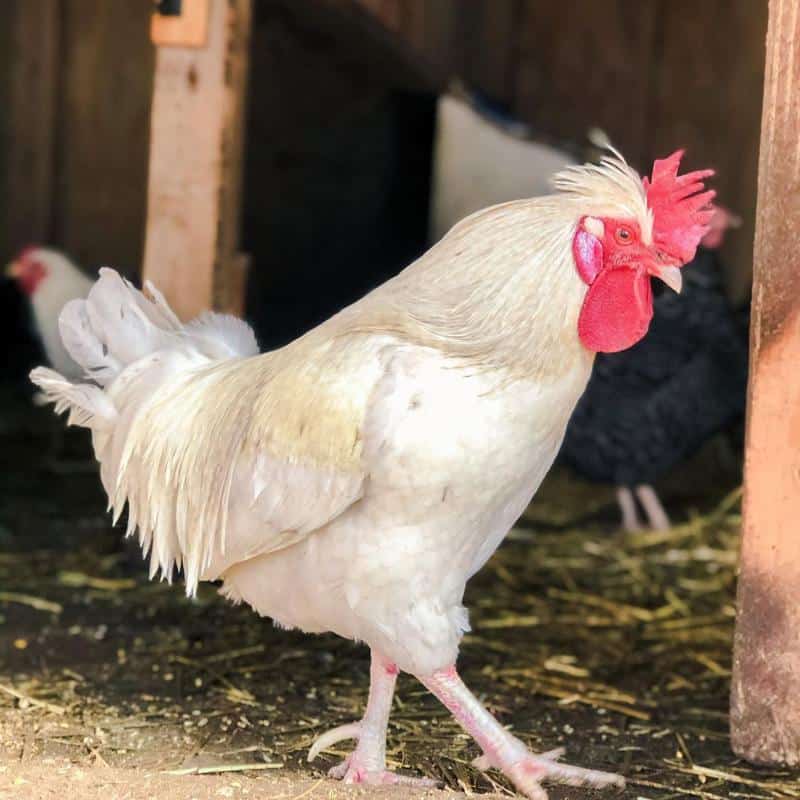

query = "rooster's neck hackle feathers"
[
  {"left": 370, "top": 203, "right": 589, "bottom": 383},
  {"left": 551, "top": 149, "right": 654, "bottom": 243},
  {"left": 345, "top": 151, "right": 652, "bottom": 384}
]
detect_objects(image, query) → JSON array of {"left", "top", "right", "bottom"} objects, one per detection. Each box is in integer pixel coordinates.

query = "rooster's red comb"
[{"left": 643, "top": 150, "right": 716, "bottom": 265}]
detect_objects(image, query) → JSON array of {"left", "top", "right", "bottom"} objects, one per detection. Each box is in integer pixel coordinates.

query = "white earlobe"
[{"left": 583, "top": 217, "right": 605, "bottom": 239}]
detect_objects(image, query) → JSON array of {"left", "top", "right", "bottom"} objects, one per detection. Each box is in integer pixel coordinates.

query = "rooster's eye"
[{"left": 615, "top": 226, "right": 634, "bottom": 245}]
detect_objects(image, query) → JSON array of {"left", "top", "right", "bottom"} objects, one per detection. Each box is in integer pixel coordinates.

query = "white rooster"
[{"left": 32, "top": 150, "right": 714, "bottom": 799}]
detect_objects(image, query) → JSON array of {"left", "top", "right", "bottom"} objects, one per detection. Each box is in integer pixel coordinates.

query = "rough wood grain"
[
  {"left": 213, "top": 0, "right": 252, "bottom": 314},
  {"left": 54, "top": 0, "right": 154, "bottom": 278},
  {"left": 514, "top": 0, "right": 658, "bottom": 163},
  {"left": 646, "top": 0, "right": 767, "bottom": 303},
  {"left": 460, "top": 0, "right": 522, "bottom": 104},
  {"left": 142, "top": 0, "right": 252, "bottom": 320},
  {"left": 731, "top": 0, "right": 800, "bottom": 767},
  {"left": 0, "top": 1, "right": 60, "bottom": 259}
]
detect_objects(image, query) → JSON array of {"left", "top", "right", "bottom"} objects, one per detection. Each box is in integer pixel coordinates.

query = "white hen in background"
[
  {"left": 6, "top": 247, "right": 92, "bottom": 381},
  {"left": 429, "top": 91, "right": 577, "bottom": 243}
]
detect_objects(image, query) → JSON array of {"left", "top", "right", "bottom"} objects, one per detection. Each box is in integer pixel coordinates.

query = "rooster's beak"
[
  {"left": 647, "top": 250, "right": 683, "bottom": 294},
  {"left": 5, "top": 260, "right": 21, "bottom": 279},
  {"left": 651, "top": 264, "right": 683, "bottom": 294}
]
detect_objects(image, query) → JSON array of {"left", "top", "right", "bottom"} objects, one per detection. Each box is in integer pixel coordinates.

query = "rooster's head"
[{"left": 561, "top": 150, "right": 716, "bottom": 353}]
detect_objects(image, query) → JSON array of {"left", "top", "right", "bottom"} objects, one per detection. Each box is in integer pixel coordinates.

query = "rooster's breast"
[{"left": 221, "top": 347, "right": 590, "bottom": 673}]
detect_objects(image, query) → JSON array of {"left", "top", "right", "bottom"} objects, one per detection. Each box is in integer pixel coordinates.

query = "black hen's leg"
[{"left": 616, "top": 486, "right": 641, "bottom": 531}]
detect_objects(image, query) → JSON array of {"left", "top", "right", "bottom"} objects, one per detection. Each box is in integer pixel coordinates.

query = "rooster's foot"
[
  {"left": 421, "top": 666, "right": 625, "bottom": 800},
  {"left": 309, "top": 721, "right": 436, "bottom": 787},
  {"left": 505, "top": 754, "right": 623, "bottom": 800},
  {"left": 474, "top": 746, "right": 622, "bottom": 800},
  {"left": 328, "top": 755, "right": 437, "bottom": 786}
]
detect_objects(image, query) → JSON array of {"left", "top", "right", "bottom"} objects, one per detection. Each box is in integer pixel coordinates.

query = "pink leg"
[
  {"left": 308, "top": 649, "right": 436, "bottom": 787},
  {"left": 419, "top": 666, "right": 624, "bottom": 800},
  {"left": 635, "top": 484, "right": 671, "bottom": 530},
  {"left": 617, "top": 485, "right": 642, "bottom": 532}
]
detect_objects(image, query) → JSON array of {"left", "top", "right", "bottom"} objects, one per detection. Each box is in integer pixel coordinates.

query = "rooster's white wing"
[{"left": 108, "top": 335, "right": 390, "bottom": 594}]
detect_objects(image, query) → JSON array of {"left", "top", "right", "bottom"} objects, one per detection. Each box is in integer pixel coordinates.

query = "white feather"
[
  {"left": 59, "top": 298, "right": 121, "bottom": 384},
  {"left": 31, "top": 269, "right": 265, "bottom": 587},
  {"left": 30, "top": 367, "right": 116, "bottom": 428},
  {"left": 141, "top": 280, "right": 183, "bottom": 331},
  {"left": 185, "top": 311, "right": 259, "bottom": 359},
  {"left": 82, "top": 269, "right": 178, "bottom": 379}
]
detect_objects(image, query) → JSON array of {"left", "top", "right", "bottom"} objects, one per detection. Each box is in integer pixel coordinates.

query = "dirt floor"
[{"left": 1, "top": 388, "right": 798, "bottom": 800}]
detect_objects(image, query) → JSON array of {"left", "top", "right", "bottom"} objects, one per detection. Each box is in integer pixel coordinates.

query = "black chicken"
[{"left": 560, "top": 247, "right": 749, "bottom": 530}]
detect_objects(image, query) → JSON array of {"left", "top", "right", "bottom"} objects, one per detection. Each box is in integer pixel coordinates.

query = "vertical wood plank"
[
  {"left": 55, "top": 0, "right": 154, "bottom": 277},
  {"left": 214, "top": 0, "right": 253, "bottom": 314},
  {"left": 397, "top": 0, "right": 427, "bottom": 52},
  {"left": 731, "top": 0, "right": 800, "bottom": 767},
  {"left": 142, "top": 0, "right": 252, "bottom": 320},
  {"left": 460, "top": 0, "right": 521, "bottom": 104},
  {"left": 0, "top": 1, "right": 60, "bottom": 258},
  {"left": 395, "top": 0, "right": 458, "bottom": 78},
  {"left": 420, "top": 0, "right": 460, "bottom": 78},
  {"left": 646, "top": 0, "right": 767, "bottom": 302},
  {"left": 514, "top": 0, "right": 657, "bottom": 161}
]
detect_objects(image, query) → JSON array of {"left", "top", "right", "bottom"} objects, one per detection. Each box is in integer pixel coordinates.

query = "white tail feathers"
[
  {"left": 185, "top": 311, "right": 259, "bottom": 359},
  {"left": 62, "top": 269, "right": 178, "bottom": 386},
  {"left": 30, "top": 367, "right": 117, "bottom": 428},
  {"left": 30, "top": 267, "right": 262, "bottom": 592},
  {"left": 58, "top": 268, "right": 257, "bottom": 386},
  {"left": 59, "top": 298, "right": 122, "bottom": 385},
  {"left": 31, "top": 266, "right": 259, "bottom": 431},
  {"left": 141, "top": 279, "right": 182, "bottom": 330}
]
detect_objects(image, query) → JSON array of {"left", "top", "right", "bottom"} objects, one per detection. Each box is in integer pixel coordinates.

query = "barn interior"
[{"left": 1, "top": 2, "right": 796, "bottom": 799}]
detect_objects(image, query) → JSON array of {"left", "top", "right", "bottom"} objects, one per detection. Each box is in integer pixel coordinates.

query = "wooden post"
[
  {"left": 731, "top": 0, "right": 800, "bottom": 767},
  {"left": 143, "top": 0, "right": 252, "bottom": 321}
]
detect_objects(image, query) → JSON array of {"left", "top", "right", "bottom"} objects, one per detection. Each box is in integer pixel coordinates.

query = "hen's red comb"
[
  {"left": 643, "top": 150, "right": 716, "bottom": 265},
  {"left": 17, "top": 244, "right": 40, "bottom": 261}
]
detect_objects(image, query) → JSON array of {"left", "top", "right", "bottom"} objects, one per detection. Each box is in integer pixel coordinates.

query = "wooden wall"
[
  {"left": 0, "top": 0, "right": 153, "bottom": 278},
  {"left": 0, "top": 0, "right": 766, "bottom": 299},
  {"left": 354, "top": 0, "right": 768, "bottom": 300}
]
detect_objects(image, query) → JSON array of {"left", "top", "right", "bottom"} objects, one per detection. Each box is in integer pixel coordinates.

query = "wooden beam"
[
  {"left": 731, "top": 0, "right": 800, "bottom": 767},
  {"left": 142, "top": 0, "right": 252, "bottom": 321}
]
